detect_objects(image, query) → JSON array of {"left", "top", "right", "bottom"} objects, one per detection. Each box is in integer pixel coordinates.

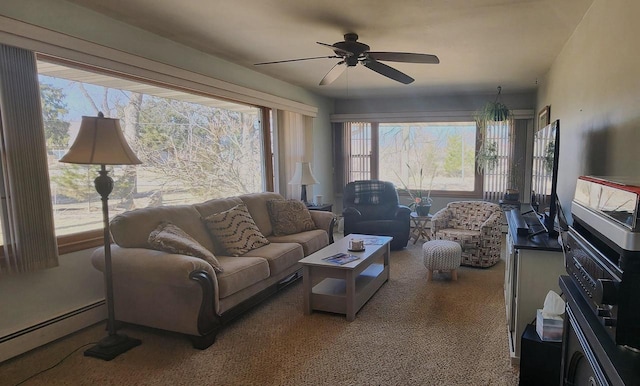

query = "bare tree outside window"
[
  {"left": 378, "top": 122, "right": 476, "bottom": 193},
  {"left": 38, "top": 67, "right": 265, "bottom": 238}
]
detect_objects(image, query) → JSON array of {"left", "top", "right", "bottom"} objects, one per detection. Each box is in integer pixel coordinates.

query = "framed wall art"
[{"left": 538, "top": 105, "right": 550, "bottom": 130}]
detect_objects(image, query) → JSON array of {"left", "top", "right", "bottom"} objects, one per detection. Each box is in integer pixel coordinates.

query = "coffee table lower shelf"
[{"left": 309, "top": 263, "right": 387, "bottom": 317}]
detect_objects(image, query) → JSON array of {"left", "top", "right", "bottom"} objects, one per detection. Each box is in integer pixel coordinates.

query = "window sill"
[{"left": 58, "top": 230, "right": 104, "bottom": 255}]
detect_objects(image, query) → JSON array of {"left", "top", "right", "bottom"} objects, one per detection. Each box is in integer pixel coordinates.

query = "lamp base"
[{"left": 84, "top": 333, "right": 141, "bottom": 361}]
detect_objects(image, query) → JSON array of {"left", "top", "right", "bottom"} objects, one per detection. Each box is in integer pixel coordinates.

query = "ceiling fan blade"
[
  {"left": 368, "top": 52, "right": 440, "bottom": 64},
  {"left": 316, "top": 42, "right": 353, "bottom": 57},
  {"left": 319, "top": 61, "right": 346, "bottom": 85},
  {"left": 363, "top": 59, "right": 414, "bottom": 84},
  {"left": 254, "top": 56, "right": 340, "bottom": 65}
]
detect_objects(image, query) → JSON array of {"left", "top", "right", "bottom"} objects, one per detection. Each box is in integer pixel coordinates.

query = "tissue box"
[{"left": 536, "top": 309, "right": 563, "bottom": 342}]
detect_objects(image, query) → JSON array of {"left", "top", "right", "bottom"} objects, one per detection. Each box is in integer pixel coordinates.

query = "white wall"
[
  {"left": 0, "top": 0, "right": 333, "bottom": 359},
  {"left": 0, "top": 249, "right": 103, "bottom": 338},
  {"left": 537, "top": 0, "right": 640, "bottom": 218},
  {"left": 0, "top": 250, "right": 106, "bottom": 362},
  {"left": 334, "top": 91, "right": 536, "bottom": 115}
]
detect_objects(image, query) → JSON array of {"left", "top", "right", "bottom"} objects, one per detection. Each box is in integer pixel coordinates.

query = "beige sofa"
[{"left": 91, "top": 192, "right": 335, "bottom": 349}]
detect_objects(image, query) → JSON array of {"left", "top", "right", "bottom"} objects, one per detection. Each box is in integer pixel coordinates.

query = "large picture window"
[
  {"left": 378, "top": 122, "right": 477, "bottom": 193},
  {"left": 339, "top": 121, "right": 481, "bottom": 198},
  {"left": 34, "top": 60, "right": 270, "bottom": 241}
]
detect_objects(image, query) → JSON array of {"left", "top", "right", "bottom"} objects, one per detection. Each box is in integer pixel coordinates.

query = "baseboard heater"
[{"left": 0, "top": 300, "right": 106, "bottom": 363}]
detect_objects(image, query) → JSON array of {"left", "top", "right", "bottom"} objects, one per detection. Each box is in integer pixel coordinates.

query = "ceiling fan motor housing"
[{"left": 333, "top": 33, "right": 369, "bottom": 66}]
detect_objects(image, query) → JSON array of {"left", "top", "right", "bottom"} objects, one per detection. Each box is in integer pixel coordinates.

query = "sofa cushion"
[
  {"left": 202, "top": 203, "right": 270, "bottom": 256},
  {"left": 110, "top": 205, "right": 214, "bottom": 252},
  {"left": 148, "top": 221, "right": 224, "bottom": 273},
  {"left": 216, "top": 256, "right": 270, "bottom": 298},
  {"left": 241, "top": 242, "right": 303, "bottom": 276},
  {"left": 239, "top": 192, "right": 285, "bottom": 236},
  {"left": 434, "top": 228, "right": 481, "bottom": 246},
  {"left": 267, "top": 229, "right": 329, "bottom": 256},
  {"left": 266, "top": 199, "right": 316, "bottom": 236}
]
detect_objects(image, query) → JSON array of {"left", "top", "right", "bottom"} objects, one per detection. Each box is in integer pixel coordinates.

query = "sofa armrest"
[
  {"left": 342, "top": 206, "right": 362, "bottom": 217},
  {"left": 309, "top": 210, "right": 337, "bottom": 243},
  {"left": 480, "top": 211, "right": 503, "bottom": 234},
  {"left": 394, "top": 205, "right": 411, "bottom": 220},
  {"left": 91, "top": 245, "right": 221, "bottom": 335},
  {"left": 430, "top": 208, "right": 453, "bottom": 238},
  {"left": 92, "top": 245, "right": 217, "bottom": 286}
]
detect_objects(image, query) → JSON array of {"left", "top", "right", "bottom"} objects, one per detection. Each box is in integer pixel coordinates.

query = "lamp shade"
[
  {"left": 60, "top": 113, "right": 141, "bottom": 165},
  {"left": 288, "top": 162, "right": 318, "bottom": 185}
]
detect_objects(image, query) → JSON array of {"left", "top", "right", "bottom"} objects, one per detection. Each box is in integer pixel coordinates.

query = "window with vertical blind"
[
  {"left": 334, "top": 118, "right": 525, "bottom": 201},
  {"left": 0, "top": 54, "right": 279, "bottom": 259},
  {"left": 482, "top": 121, "right": 515, "bottom": 201},
  {"left": 348, "top": 122, "right": 374, "bottom": 181},
  {"left": 336, "top": 121, "right": 483, "bottom": 198},
  {"left": 36, "top": 59, "right": 273, "bottom": 242}
]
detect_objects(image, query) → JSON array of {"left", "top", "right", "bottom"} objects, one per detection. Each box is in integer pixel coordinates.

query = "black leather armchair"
[{"left": 342, "top": 180, "right": 411, "bottom": 250}]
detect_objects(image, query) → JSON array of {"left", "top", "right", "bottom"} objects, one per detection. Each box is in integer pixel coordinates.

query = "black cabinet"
[{"left": 519, "top": 324, "right": 561, "bottom": 386}]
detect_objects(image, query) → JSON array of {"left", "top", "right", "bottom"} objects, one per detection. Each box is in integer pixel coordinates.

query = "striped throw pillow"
[{"left": 202, "top": 203, "right": 270, "bottom": 256}]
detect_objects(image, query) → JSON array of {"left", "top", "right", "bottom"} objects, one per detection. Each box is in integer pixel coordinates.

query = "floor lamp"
[
  {"left": 289, "top": 162, "right": 318, "bottom": 203},
  {"left": 60, "top": 112, "right": 142, "bottom": 360}
]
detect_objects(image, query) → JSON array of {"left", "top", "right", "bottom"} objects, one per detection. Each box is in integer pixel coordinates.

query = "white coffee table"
[{"left": 299, "top": 234, "right": 392, "bottom": 321}]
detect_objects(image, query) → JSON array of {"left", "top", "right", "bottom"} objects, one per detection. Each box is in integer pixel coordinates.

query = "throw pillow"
[
  {"left": 266, "top": 199, "right": 316, "bottom": 236},
  {"left": 202, "top": 203, "right": 270, "bottom": 256},
  {"left": 148, "top": 221, "right": 223, "bottom": 273}
]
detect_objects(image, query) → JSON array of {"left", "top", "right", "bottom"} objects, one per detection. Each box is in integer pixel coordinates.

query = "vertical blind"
[
  {"left": 482, "top": 120, "right": 514, "bottom": 201},
  {"left": 0, "top": 44, "right": 59, "bottom": 274},
  {"left": 348, "top": 122, "right": 373, "bottom": 182}
]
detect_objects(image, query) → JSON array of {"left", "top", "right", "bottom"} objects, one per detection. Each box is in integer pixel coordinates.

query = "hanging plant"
[
  {"left": 474, "top": 86, "right": 512, "bottom": 174},
  {"left": 474, "top": 86, "right": 513, "bottom": 124}
]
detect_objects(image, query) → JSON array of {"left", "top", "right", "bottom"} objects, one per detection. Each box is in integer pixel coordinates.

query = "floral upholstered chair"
[{"left": 430, "top": 201, "right": 503, "bottom": 267}]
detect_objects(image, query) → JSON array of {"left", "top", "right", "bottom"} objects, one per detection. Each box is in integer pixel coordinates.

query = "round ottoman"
[{"left": 422, "top": 240, "right": 462, "bottom": 281}]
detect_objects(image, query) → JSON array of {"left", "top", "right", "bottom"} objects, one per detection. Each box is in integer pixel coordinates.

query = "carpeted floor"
[{"left": 1, "top": 241, "right": 519, "bottom": 385}]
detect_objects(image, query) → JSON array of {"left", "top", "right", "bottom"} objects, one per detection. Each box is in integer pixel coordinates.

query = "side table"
[
  {"left": 410, "top": 212, "right": 432, "bottom": 244},
  {"left": 306, "top": 204, "right": 333, "bottom": 212}
]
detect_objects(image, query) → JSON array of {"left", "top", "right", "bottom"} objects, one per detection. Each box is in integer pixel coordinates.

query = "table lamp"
[{"left": 288, "top": 162, "right": 318, "bottom": 203}]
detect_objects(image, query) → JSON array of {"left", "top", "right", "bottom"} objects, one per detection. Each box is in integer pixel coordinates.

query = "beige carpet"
[{"left": 1, "top": 241, "right": 519, "bottom": 385}]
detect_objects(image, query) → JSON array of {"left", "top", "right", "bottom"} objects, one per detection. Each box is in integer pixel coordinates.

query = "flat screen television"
[{"left": 531, "top": 119, "right": 560, "bottom": 236}]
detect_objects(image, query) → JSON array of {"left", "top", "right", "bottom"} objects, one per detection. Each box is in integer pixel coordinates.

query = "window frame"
[
  {"left": 31, "top": 56, "right": 277, "bottom": 256},
  {"left": 338, "top": 119, "right": 484, "bottom": 199}
]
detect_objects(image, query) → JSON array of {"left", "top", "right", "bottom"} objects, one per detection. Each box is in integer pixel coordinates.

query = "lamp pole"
[
  {"left": 95, "top": 165, "right": 117, "bottom": 337},
  {"left": 60, "top": 113, "right": 142, "bottom": 360}
]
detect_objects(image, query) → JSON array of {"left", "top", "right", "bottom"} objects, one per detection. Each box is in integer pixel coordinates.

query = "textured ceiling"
[{"left": 66, "top": 0, "right": 594, "bottom": 99}]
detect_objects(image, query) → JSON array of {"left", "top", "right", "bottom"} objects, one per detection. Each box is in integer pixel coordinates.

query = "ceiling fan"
[{"left": 254, "top": 33, "right": 440, "bottom": 86}]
